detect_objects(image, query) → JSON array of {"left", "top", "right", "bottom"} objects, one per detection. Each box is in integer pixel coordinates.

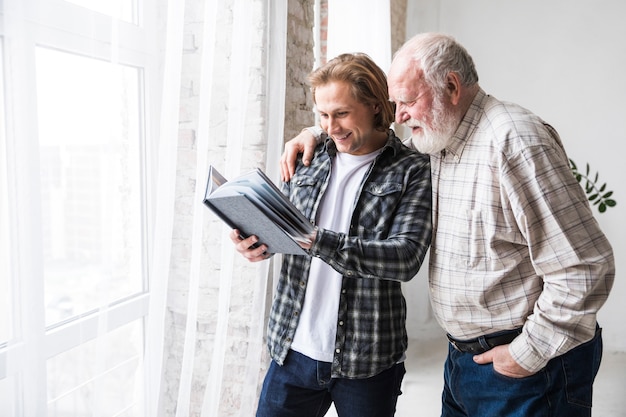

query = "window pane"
[
  {"left": 0, "top": 377, "right": 15, "bottom": 414},
  {"left": 0, "top": 40, "right": 11, "bottom": 344},
  {"left": 35, "top": 47, "right": 145, "bottom": 327},
  {"left": 46, "top": 320, "right": 144, "bottom": 416},
  {"left": 64, "top": 0, "right": 138, "bottom": 24}
]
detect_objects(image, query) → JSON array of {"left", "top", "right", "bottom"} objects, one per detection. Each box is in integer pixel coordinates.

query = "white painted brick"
[{"left": 160, "top": 1, "right": 315, "bottom": 415}]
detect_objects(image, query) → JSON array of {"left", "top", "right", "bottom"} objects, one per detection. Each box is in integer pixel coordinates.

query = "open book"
[{"left": 203, "top": 165, "right": 314, "bottom": 255}]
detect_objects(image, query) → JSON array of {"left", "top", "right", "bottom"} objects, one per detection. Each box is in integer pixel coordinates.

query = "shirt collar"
[{"left": 443, "top": 88, "right": 487, "bottom": 162}]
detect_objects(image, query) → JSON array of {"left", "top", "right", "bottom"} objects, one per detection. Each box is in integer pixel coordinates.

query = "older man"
[{"left": 281, "top": 33, "right": 614, "bottom": 417}]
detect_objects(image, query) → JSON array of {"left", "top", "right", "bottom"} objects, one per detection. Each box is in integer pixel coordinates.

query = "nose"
[
  {"left": 326, "top": 116, "right": 340, "bottom": 133},
  {"left": 395, "top": 107, "right": 409, "bottom": 125}
]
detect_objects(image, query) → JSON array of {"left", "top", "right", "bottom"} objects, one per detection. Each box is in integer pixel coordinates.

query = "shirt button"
[
  {"left": 338, "top": 321, "right": 344, "bottom": 326},
  {"left": 335, "top": 348, "right": 341, "bottom": 354}
]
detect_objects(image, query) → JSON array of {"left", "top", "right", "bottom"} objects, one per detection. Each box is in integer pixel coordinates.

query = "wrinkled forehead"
[{"left": 388, "top": 57, "right": 425, "bottom": 101}]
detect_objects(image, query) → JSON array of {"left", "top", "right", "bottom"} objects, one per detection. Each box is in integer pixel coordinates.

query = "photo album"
[{"left": 203, "top": 165, "right": 314, "bottom": 255}]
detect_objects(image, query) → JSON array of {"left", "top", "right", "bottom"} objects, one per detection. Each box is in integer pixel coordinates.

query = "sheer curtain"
[
  {"left": 0, "top": 0, "right": 288, "bottom": 416},
  {"left": 148, "top": 1, "right": 289, "bottom": 416},
  {"left": 1, "top": 0, "right": 158, "bottom": 415}
]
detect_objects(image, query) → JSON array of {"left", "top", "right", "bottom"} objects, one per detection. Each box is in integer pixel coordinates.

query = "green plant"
[{"left": 569, "top": 159, "right": 617, "bottom": 213}]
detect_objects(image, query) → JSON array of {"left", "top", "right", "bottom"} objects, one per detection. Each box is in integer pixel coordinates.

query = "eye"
[{"left": 397, "top": 100, "right": 416, "bottom": 109}]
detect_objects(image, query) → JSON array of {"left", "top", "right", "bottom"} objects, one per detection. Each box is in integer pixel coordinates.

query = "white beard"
[
  {"left": 411, "top": 129, "right": 452, "bottom": 154},
  {"left": 409, "top": 97, "right": 460, "bottom": 155}
]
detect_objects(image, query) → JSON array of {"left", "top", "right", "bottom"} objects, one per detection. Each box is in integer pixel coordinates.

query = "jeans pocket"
[{"left": 561, "top": 327, "right": 603, "bottom": 408}]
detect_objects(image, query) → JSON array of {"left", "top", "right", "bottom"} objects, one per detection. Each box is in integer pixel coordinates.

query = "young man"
[
  {"left": 281, "top": 33, "right": 615, "bottom": 417},
  {"left": 230, "top": 53, "right": 432, "bottom": 417}
]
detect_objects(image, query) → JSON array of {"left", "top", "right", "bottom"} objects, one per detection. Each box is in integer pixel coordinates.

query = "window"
[
  {"left": 0, "top": 0, "right": 159, "bottom": 414},
  {"left": 64, "top": 0, "right": 138, "bottom": 24},
  {"left": 0, "top": 41, "right": 10, "bottom": 346},
  {"left": 36, "top": 46, "right": 144, "bottom": 327}
]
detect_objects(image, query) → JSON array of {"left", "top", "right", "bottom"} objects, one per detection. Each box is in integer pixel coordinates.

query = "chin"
[{"left": 411, "top": 135, "right": 447, "bottom": 155}]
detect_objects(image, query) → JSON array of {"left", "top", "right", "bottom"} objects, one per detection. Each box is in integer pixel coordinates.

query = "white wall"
[
  {"left": 404, "top": 0, "right": 626, "bottom": 351},
  {"left": 326, "top": 0, "right": 392, "bottom": 71}
]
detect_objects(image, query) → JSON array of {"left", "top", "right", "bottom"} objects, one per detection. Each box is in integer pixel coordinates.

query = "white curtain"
[
  {"left": 148, "top": 1, "right": 288, "bottom": 416},
  {"left": 0, "top": 0, "right": 288, "bottom": 416},
  {"left": 143, "top": 0, "right": 186, "bottom": 415},
  {"left": 1, "top": 0, "right": 160, "bottom": 415}
]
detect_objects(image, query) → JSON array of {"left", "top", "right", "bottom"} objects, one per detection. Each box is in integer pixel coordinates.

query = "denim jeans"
[
  {"left": 442, "top": 326, "right": 603, "bottom": 417},
  {"left": 256, "top": 350, "right": 406, "bottom": 417}
]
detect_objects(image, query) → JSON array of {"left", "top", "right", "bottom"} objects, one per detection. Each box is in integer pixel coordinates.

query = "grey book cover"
[{"left": 203, "top": 166, "right": 313, "bottom": 255}]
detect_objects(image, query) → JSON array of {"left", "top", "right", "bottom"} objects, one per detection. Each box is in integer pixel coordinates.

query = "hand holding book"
[{"left": 203, "top": 165, "right": 315, "bottom": 255}]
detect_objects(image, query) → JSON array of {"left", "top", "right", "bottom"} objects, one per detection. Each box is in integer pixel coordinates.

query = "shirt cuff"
[{"left": 508, "top": 334, "right": 549, "bottom": 373}]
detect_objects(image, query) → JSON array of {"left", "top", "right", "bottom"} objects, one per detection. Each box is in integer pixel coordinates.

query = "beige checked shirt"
[{"left": 419, "top": 88, "right": 614, "bottom": 372}]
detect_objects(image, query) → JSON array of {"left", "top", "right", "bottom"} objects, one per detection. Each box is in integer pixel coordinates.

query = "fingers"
[
  {"left": 473, "top": 344, "right": 534, "bottom": 379},
  {"left": 229, "top": 229, "right": 270, "bottom": 262},
  {"left": 297, "top": 226, "right": 318, "bottom": 250},
  {"left": 279, "top": 148, "right": 295, "bottom": 182},
  {"left": 472, "top": 349, "right": 494, "bottom": 365},
  {"left": 279, "top": 142, "right": 302, "bottom": 182},
  {"left": 279, "top": 129, "right": 318, "bottom": 182},
  {"left": 229, "top": 229, "right": 243, "bottom": 244},
  {"left": 301, "top": 143, "right": 314, "bottom": 168}
]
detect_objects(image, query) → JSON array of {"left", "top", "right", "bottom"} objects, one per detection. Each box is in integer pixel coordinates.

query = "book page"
[
  {"left": 204, "top": 165, "right": 314, "bottom": 248},
  {"left": 206, "top": 165, "right": 227, "bottom": 196}
]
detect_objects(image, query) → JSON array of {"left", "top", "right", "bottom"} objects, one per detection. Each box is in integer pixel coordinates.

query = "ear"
[
  {"left": 373, "top": 104, "right": 380, "bottom": 113},
  {"left": 446, "top": 72, "right": 462, "bottom": 106}
]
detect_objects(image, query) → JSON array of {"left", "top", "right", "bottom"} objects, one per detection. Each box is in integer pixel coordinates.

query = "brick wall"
[
  {"left": 160, "top": 1, "right": 409, "bottom": 415},
  {"left": 390, "top": 0, "right": 408, "bottom": 54},
  {"left": 159, "top": 1, "right": 315, "bottom": 416},
  {"left": 284, "top": 0, "right": 316, "bottom": 142}
]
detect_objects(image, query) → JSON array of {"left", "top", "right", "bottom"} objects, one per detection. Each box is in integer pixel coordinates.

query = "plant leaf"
[{"left": 569, "top": 158, "right": 617, "bottom": 214}]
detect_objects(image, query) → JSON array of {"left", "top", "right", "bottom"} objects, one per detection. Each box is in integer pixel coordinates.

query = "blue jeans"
[
  {"left": 256, "top": 350, "right": 406, "bottom": 417},
  {"left": 442, "top": 326, "right": 603, "bottom": 417}
]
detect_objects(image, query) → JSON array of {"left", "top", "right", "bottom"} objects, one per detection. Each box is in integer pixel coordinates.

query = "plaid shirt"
[
  {"left": 268, "top": 130, "right": 432, "bottom": 378},
  {"left": 422, "top": 88, "right": 615, "bottom": 372}
]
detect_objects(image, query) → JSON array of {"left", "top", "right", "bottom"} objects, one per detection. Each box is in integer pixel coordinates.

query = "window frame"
[{"left": 0, "top": 0, "right": 160, "bottom": 414}]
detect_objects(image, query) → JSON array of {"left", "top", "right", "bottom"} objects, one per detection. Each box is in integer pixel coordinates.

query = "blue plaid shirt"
[{"left": 267, "top": 130, "right": 432, "bottom": 378}]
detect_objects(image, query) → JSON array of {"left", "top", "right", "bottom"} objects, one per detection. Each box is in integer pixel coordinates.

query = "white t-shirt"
[{"left": 291, "top": 150, "right": 380, "bottom": 362}]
